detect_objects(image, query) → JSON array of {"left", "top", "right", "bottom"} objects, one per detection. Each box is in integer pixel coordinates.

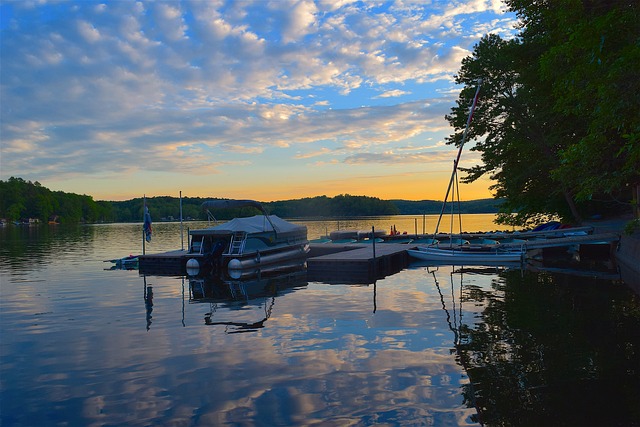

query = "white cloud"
[
  {"left": 77, "top": 20, "right": 101, "bottom": 43},
  {"left": 344, "top": 150, "right": 455, "bottom": 165},
  {"left": 279, "top": 0, "right": 319, "bottom": 43},
  {"left": 375, "top": 90, "right": 410, "bottom": 98},
  {"left": 317, "top": 0, "right": 359, "bottom": 12},
  {"left": 294, "top": 147, "right": 332, "bottom": 159},
  {"left": 0, "top": 1, "right": 516, "bottom": 186}
]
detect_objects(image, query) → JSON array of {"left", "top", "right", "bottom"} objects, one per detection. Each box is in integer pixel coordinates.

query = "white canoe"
[{"left": 408, "top": 245, "right": 524, "bottom": 264}]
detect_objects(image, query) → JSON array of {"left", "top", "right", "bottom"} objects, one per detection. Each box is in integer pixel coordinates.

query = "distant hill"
[
  {"left": 1, "top": 176, "right": 502, "bottom": 222},
  {"left": 390, "top": 198, "right": 502, "bottom": 215},
  {"left": 107, "top": 195, "right": 500, "bottom": 221}
]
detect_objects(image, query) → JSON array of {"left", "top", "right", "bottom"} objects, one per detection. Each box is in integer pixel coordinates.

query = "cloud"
[
  {"left": 273, "top": 0, "right": 319, "bottom": 43},
  {"left": 343, "top": 150, "right": 455, "bottom": 165},
  {"left": 375, "top": 90, "right": 410, "bottom": 98},
  {"left": 294, "top": 147, "right": 332, "bottom": 159},
  {"left": 77, "top": 20, "right": 102, "bottom": 43},
  {"left": 397, "top": 142, "right": 447, "bottom": 151},
  {"left": 0, "top": 1, "right": 516, "bottom": 186}
]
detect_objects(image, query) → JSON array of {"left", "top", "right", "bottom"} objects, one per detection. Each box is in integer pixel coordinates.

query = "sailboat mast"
[{"left": 434, "top": 79, "right": 483, "bottom": 235}]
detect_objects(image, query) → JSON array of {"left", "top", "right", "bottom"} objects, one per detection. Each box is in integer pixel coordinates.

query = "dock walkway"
[
  {"left": 138, "top": 232, "right": 621, "bottom": 282},
  {"left": 306, "top": 243, "right": 410, "bottom": 283},
  {"left": 139, "top": 249, "right": 189, "bottom": 275}
]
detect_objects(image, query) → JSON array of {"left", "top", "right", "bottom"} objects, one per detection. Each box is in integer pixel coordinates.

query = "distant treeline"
[
  {"left": 0, "top": 177, "right": 500, "bottom": 223},
  {"left": 109, "top": 194, "right": 500, "bottom": 222},
  {"left": 0, "top": 177, "right": 113, "bottom": 223},
  {"left": 390, "top": 199, "right": 502, "bottom": 215},
  {"left": 110, "top": 194, "right": 500, "bottom": 221}
]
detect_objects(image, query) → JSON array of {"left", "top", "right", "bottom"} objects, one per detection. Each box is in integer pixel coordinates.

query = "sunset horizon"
[{"left": 1, "top": 1, "right": 514, "bottom": 205}]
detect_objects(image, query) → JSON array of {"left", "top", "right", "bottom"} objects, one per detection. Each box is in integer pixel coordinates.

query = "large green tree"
[
  {"left": 447, "top": 0, "right": 640, "bottom": 226},
  {"left": 536, "top": 1, "right": 640, "bottom": 206}
]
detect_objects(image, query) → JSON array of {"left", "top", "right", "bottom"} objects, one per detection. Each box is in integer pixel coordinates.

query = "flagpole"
[{"left": 143, "top": 194, "right": 146, "bottom": 255}]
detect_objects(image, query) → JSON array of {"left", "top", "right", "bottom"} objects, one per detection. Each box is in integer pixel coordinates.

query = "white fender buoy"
[
  {"left": 186, "top": 258, "right": 200, "bottom": 275},
  {"left": 228, "top": 259, "right": 242, "bottom": 279},
  {"left": 227, "top": 258, "right": 241, "bottom": 271}
]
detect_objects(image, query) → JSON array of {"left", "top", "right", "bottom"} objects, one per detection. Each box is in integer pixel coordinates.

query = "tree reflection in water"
[{"left": 430, "top": 265, "right": 640, "bottom": 427}]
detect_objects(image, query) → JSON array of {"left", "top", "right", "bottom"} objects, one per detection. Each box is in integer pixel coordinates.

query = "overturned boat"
[{"left": 187, "top": 200, "right": 309, "bottom": 279}]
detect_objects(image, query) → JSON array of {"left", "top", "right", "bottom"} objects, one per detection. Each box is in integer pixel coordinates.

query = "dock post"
[
  {"left": 180, "top": 191, "right": 184, "bottom": 250},
  {"left": 371, "top": 226, "right": 376, "bottom": 257},
  {"left": 371, "top": 226, "right": 377, "bottom": 278}
]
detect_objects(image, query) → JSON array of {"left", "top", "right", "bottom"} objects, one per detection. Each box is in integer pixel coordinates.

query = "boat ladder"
[
  {"left": 229, "top": 231, "right": 247, "bottom": 255},
  {"left": 229, "top": 282, "right": 247, "bottom": 299}
]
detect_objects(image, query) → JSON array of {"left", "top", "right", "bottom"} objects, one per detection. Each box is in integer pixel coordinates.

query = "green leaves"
[
  {"left": 447, "top": 0, "right": 640, "bottom": 226},
  {"left": 0, "top": 177, "right": 111, "bottom": 223}
]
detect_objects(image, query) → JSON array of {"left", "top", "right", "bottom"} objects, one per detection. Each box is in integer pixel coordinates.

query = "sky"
[{"left": 0, "top": 0, "right": 518, "bottom": 202}]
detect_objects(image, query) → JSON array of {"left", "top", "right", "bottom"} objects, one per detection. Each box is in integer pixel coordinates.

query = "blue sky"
[{"left": 0, "top": 1, "right": 517, "bottom": 201}]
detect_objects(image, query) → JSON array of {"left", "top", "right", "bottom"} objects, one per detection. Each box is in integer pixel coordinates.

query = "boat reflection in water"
[{"left": 188, "top": 261, "right": 307, "bottom": 332}]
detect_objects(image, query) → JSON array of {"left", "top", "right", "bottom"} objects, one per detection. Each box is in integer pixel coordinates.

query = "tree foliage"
[
  {"left": 538, "top": 1, "right": 640, "bottom": 201},
  {"left": 0, "top": 178, "right": 405, "bottom": 223},
  {"left": 391, "top": 198, "right": 502, "bottom": 215},
  {"left": 0, "top": 177, "right": 113, "bottom": 223},
  {"left": 2, "top": 177, "right": 505, "bottom": 224},
  {"left": 447, "top": 0, "right": 640, "bottom": 226},
  {"left": 111, "top": 194, "right": 400, "bottom": 221}
]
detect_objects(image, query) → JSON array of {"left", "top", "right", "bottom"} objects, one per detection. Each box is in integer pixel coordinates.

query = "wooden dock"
[
  {"left": 139, "top": 249, "right": 190, "bottom": 275},
  {"left": 306, "top": 243, "right": 410, "bottom": 284},
  {"left": 137, "top": 243, "right": 412, "bottom": 282},
  {"left": 138, "top": 232, "right": 621, "bottom": 282}
]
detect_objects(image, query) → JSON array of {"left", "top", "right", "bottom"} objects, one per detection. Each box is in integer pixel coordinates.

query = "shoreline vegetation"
[
  {"left": 2, "top": 177, "right": 637, "bottom": 235},
  {"left": 1, "top": 177, "right": 503, "bottom": 224}
]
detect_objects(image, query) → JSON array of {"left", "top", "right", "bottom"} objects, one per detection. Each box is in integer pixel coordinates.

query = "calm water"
[
  {"left": 300, "top": 213, "right": 509, "bottom": 239},
  {"left": 1, "top": 215, "right": 639, "bottom": 426}
]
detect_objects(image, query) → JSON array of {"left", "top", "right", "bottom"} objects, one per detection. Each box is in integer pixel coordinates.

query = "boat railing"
[
  {"left": 190, "top": 239, "right": 203, "bottom": 254},
  {"left": 227, "top": 231, "right": 247, "bottom": 255}
]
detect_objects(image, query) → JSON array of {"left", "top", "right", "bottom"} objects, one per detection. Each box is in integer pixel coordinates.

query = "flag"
[{"left": 143, "top": 205, "right": 152, "bottom": 242}]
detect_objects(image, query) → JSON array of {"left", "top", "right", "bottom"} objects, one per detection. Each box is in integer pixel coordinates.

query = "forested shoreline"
[{"left": 0, "top": 177, "right": 500, "bottom": 224}]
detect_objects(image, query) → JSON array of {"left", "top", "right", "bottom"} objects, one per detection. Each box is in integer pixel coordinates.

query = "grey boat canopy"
[
  {"left": 201, "top": 199, "right": 274, "bottom": 232},
  {"left": 197, "top": 200, "right": 307, "bottom": 239},
  {"left": 190, "top": 215, "right": 305, "bottom": 236},
  {"left": 189, "top": 215, "right": 308, "bottom": 243}
]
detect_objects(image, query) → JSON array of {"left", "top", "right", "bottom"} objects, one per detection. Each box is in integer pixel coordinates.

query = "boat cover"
[{"left": 191, "top": 215, "right": 306, "bottom": 236}]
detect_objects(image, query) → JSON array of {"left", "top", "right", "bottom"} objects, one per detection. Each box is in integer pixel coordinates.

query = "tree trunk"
[
  {"left": 562, "top": 189, "right": 582, "bottom": 224},
  {"left": 633, "top": 183, "right": 640, "bottom": 218}
]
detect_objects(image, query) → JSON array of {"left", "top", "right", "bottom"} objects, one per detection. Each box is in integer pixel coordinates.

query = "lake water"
[{"left": 1, "top": 215, "right": 639, "bottom": 426}]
